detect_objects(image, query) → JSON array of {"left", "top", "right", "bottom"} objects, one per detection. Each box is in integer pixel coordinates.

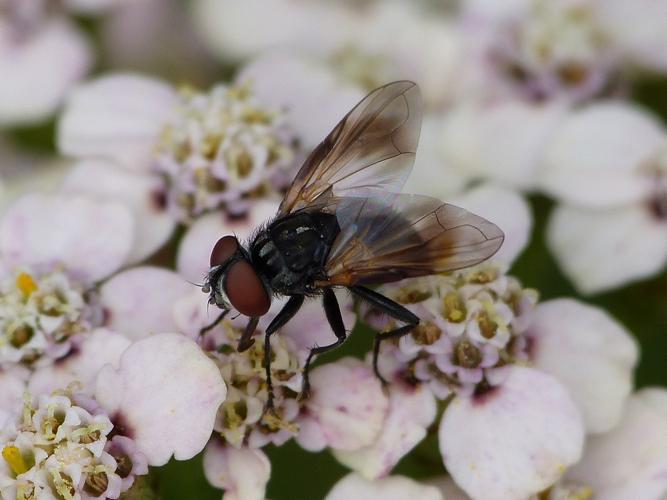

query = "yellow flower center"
[{"left": 16, "top": 273, "right": 38, "bottom": 298}]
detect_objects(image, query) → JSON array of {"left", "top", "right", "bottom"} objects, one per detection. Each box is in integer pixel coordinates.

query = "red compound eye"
[
  {"left": 210, "top": 235, "right": 239, "bottom": 267},
  {"left": 224, "top": 260, "right": 271, "bottom": 317}
]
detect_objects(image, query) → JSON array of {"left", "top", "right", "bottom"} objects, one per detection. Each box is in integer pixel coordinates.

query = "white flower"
[
  {"left": 371, "top": 265, "right": 539, "bottom": 399},
  {"left": 540, "top": 101, "right": 667, "bottom": 293},
  {"left": 94, "top": 333, "right": 227, "bottom": 465},
  {"left": 296, "top": 358, "right": 389, "bottom": 453},
  {"left": 565, "top": 388, "right": 667, "bottom": 500},
  {"left": 441, "top": 100, "right": 567, "bottom": 190},
  {"left": 0, "top": 15, "right": 90, "bottom": 126},
  {"left": 461, "top": 0, "right": 617, "bottom": 103},
  {"left": 439, "top": 366, "right": 584, "bottom": 500},
  {"left": 0, "top": 390, "right": 143, "bottom": 499},
  {"left": 203, "top": 439, "right": 271, "bottom": 500},
  {"left": 0, "top": 194, "right": 134, "bottom": 368},
  {"left": 326, "top": 473, "right": 443, "bottom": 500}
]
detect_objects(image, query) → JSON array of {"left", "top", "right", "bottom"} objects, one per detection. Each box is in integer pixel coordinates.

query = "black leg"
[
  {"left": 301, "top": 288, "right": 348, "bottom": 398},
  {"left": 263, "top": 295, "right": 305, "bottom": 410},
  {"left": 351, "top": 285, "right": 419, "bottom": 384},
  {"left": 238, "top": 316, "right": 259, "bottom": 352},
  {"left": 199, "top": 309, "right": 229, "bottom": 337}
]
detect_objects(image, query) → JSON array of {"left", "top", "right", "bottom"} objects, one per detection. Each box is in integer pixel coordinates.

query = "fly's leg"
[
  {"left": 351, "top": 285, "right": 419, "bottom": 385},
  {"left": 301, "top": 288, "right": 347, "bottom": 399},
  {"left": 198, "top": 309, "right": 229, "bottom": 337},
  {"left": 238, "top": 316, "right": 259, "bottom": 352},
  {"left": 263, "top": 295, "right": 305, "bottom": 411}
]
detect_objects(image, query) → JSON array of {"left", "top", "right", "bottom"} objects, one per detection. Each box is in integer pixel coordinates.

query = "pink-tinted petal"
[
  {"left": 28, "top": 328, "right": 131, "bottom": 396},
  {"left": 442, "top": 101, "right": 566, "bottom": 190},
  {"left": 203, "top": 439, "right": 270, "bottom": 500},
  {"left": 567, "top": 388, "right": 667, "bottom": 500},
  {"left": 0, "top": 19, "right": 91, "bottom": 126},
  {"left": 0, "top": 193, "right": 134, "bottom": 284},
  {"left": 527, "top": 299, "right": 638, "bottom": 434},
  {"left": 100, "top": 267, "right": 193, "bottom": 340},
  {"left": 540, "top": 102, "right": 664, "bottom": 208},
  {"left": 403, "top": 115, "right": 469, "bottom": 199},
  {"left": 192, "top": 0, "right": 354, "bottom": 62},
  {"left": 177, "top": 199, "right": 279, "bottom": 283},
  {"left": 296, "top": 358, "right": 389, "bottom": 452},
  {"left": 452, "top": 184, "right": 532, "bottom": 266},
  {"left": 547, "top": 204, "right": 667, "bottom": 294},
  {"left": 439, "top": 366, "right": 584, "bottom": 500},
  {"left": 57, "top": 73, "right": 177, "bottom": 170},
  {"left": 238, "top": 53, "right": 365, "bottom": 149},
  {"left": 62, "top": 160, "right": 175, "bottom": 263},
  {"left": 333, "top": 383, "right": 436, "bottom": 479},
  {"left": 326, "top": 473, "right": 443, "bottom": 500},
  {"left": 0, "top": 366, "right": 28, "bottom": 427},
  {"left": 94, "top": 333, "right": 226, "bottom": 465},
  {"left": 595, "top": 0, "right": 667, "bottom": 71}
]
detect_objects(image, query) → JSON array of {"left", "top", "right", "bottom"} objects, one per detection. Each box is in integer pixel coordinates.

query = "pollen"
[
  {"left": 444, "top": 292, "right": 466, "bottom": 323},
  {"left": 2, "top": 445, "right": 29, "bottom": 476},
  {"left": 16, "top": 273, "right": 38, "bottom": 297}
]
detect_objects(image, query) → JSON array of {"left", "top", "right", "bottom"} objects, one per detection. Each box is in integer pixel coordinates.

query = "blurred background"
[{"left": 1, "top": 0, "right": 666, "bottom": 498}]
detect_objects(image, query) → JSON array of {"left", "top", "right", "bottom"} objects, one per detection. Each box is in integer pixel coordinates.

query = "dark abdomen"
[{"left": 250, "top": 211, "right": 339, "bottom": 294}]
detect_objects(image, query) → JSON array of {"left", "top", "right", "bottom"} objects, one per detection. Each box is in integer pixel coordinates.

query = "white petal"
[
  {"left": 62, "top": 160, "right": 175, "bottom": 263},
  {"left": 567, "top": 388, "right": 667, "bottom": 500},
  {"left": 439, "top": 366, "right": 584, "bottom": 500},
  {"left": 452, "top": 184, "right": 532, "bottom": 266},
  {"left": 0, "top": 19, "right": 91, "bottom": 126},
  {"left": 326, "top": 473, "right": 443, "bottom": 500},
  {"left": 404, "top": 115, "right": 469, "bottom": 199},
  {"left": 176, "top": 199, "right": 279, "bottom": 283},
  {"left": 0, "top": 366, "right": 28, "bottom": 427},
  {"left": 540, "top": 102, "right": 664, "bottom": 207},
  {"left": 442, "top": 101, "right": 566, "bottom": 190},
  {"left": 527, "top": 299, "right": 639, "bottom": 433},
  {"left": 65, "top": 0, "right": 135, "bottom": 14},
  {"left": 94, "top": 333, "right": 226, "bottom": 465},
  {"left": 191, "top": 0, "right": 354, "bottom": 62},
  {"left": 296, "top": 358, "right": 389, "bottom": 452},
  {"left": 238, "top": 53, "right": 365, "bottom": 149},
  {"left": 0, "top": 193, "right": 134, "bottom": 284},
  {"left": 333, "top": 384, "right": 436, "bottom": 479},
  {"left": 203, "top": 440, "right": 270, "bottom": 500},
  {"left": 28, "top": 328, "right": 131, "bottom": 396},
  {"left": 594, "top": 0, "right": 667, "bottom": 71},
  {"left": 100, "top": 267, "right": 194, "bottom": 340},
  {"left": 57, "top": 73, "right": 176, "bottom": 170},
  {"left": 547, "top": 204, "right": 667, "bottom": 294}
]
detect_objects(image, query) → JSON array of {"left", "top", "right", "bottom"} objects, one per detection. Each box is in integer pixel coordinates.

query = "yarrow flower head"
[
  {"left": 0, "top": 388, "right": 148, "bottom": 500},
  {"left": 370, "top": 264, "right": 538, "bottom": 398},
  {"left": 153, "top": 83, "right": 298, "bottom": 222},
  {"left": 201, "top": 318, "right": 302, "bottom": 449},
  {"left": 0, "top": 270, "right": 102, "bottom": 367}
]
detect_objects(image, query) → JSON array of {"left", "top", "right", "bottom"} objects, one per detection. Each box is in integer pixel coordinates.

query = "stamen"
[{"left": 2, "top": 445, "right": 29, "bottom": 476}]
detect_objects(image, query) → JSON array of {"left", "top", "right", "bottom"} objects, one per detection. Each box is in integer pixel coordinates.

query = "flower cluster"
[
  {"left": 0, "top": 389, "right": 148, "bottom": 499},
  {"left": 0, "top": 270, "right": 101, "bottom": 367},
  {"left": 201, "top": 318, "right": 303, "bottom": 448},
  {"left": 153, "top": 83, "right": 298, "bottom": 222},
  {"left": 370, "top": 265, "right": 538, "bottom": 398}
]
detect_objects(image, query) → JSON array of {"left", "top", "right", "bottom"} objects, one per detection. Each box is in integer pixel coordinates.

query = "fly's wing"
[
  {"left": 321, "top": 194, "right": 505, "bottom": 286},
  {"left": 278, "top": 81, "right": 421, "bottom": 215}
]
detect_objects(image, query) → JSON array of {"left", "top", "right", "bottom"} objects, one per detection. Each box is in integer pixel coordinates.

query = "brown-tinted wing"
[
  {"left": 321, "top": 194, "right": 504, "bottom": 286},
  {"left": 278, "top": 81, "right": 421, "bottom": 215}
]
